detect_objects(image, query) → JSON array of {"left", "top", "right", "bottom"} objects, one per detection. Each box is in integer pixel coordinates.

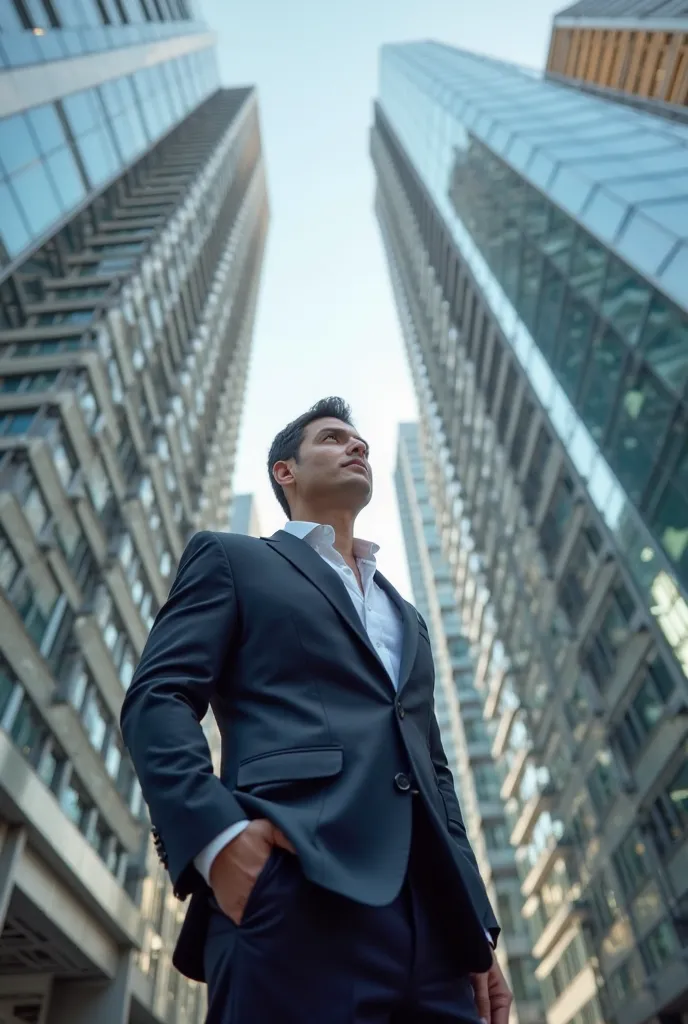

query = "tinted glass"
[{"left": 0, "top": 114, "right": 39, "bottom": 175}]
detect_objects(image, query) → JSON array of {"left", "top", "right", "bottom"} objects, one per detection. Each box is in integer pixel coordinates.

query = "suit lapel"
[
  {"left": 374, "top": 570, "right": 418, "bottom": 693},
  {"left": 266, "top": 530, "right": 387, "bottom": 676}
]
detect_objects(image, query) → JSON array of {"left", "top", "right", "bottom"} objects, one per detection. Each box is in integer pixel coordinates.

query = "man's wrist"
[{"left": 194, "top": 820, "right": 250, "bottom": 885}]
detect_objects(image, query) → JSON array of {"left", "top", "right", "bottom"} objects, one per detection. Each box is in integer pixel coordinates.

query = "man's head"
[{"left": 268, "top": 397, "right": 372, "bottom": 520}]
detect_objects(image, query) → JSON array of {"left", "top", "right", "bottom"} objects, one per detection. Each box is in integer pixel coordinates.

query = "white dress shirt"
[{"left": 194, "top": 521, "right": 403, "bottom": 883}]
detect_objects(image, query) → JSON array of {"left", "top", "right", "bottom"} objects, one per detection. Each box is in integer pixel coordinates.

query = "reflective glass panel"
[
  {"left": 26, "top": 104, "right": 65, "bottom": 155},
  {"left": 0, "top": 114, "right": 39, "bottom": 175},
  {"left": 578, "top": 326, "right": 628, "bottom": 443},
  {"left": 0, "top": 182, "right": 30, "bottom": 258},
  {"left": 605, "top": 369, "right": 674, "bottom": 502},
  {"left": 534, "top": 260, "right": 565, "bottom": 358},
  {"left": 12, "top": 162, "right": 61, "bottom": 236},
  {"left": 45, "top": 146, "right": 86, "bottom": 209},
  {"left": 641, "top": 296, "right": 688, "bottom": 395},
  {"left": 569, "top": 232, "right": 608, "bottom": 303},
  {"left": 601, "top": 257, "right": 650, "bottom": 347},
  {"left": 554, "top": 295, "right": 595, "bottom": 399}
]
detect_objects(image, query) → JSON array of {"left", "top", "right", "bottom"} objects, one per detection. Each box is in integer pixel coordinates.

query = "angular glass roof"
[
  {"left": 555, "top": 0, "right": 688, "bottom": 20},
  {"left": 382, "top": 42, "right": 688, "bottom": 310}
]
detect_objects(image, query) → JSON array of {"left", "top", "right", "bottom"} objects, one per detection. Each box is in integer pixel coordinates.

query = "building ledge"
[{"left": 510, "top": 785, "right": 555, "bottom": 848}]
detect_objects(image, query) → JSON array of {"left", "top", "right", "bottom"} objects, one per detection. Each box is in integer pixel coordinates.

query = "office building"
[
  {"left": 396, "top": 422, "right": 544, "bottom": 1024},
  {"left": 373, "top": 40, "right": 688, "bottom": 1024},
  {"left": 229, "top": 492, "right": 261, "bottom": 538},
  {"left": 0, "top": 3, "right": 269, "bottom": 1022},
  {"left": 547, "top": 1, "right": 688, "bottom": 116}
]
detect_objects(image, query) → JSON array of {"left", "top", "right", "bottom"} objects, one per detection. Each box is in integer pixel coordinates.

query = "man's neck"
[{"left": 292, "top": 508, "right": 356, "bottom": 561}]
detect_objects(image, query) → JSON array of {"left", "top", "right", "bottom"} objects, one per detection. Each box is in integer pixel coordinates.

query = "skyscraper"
[
  {"left": 547, "top": 1, "right": 688, "bottom": 115},
  {"left": 373, "top": 40, "right": 688, "bottom": 1024},
  {"left": 395, "top": 422, "right": 544, "bottom": 1024},
  {"left": 0, "top": 4, "right": 268, "bottom": 1022}
]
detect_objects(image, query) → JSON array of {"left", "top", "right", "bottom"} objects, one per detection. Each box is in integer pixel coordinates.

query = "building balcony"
[
  {"left": 532, "top": 899, "right": 589, "bottom": 961},
  {"left": 510, "top": 784, "right": 556, "bottom": 848},
  {"left": 492, "top": 703, "right": 518, "bottom": 759},
  {"left": 501, "top": 747, "right": 528, "bottom": 802},
  {"left": 520, "top": 836, "right": 572, "bottom": 900}
]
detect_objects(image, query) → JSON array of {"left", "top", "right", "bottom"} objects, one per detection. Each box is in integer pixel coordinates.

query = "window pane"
[
  {"left": 0, "top": 182, "right": 30, "bottom": 258},
  {"left": 45, "top": 146, "right": 86, "bottom": 210},
  {"left": 0, "top": 114, "right": 39, "bottom": 175},
  {"left": 640, "top": 295, "right": 688, "bottom": 395},
  {"left": 554, "top": 295, "right": 594, "bottom": 399},
  {"left": 578, "top": 326, "right": 627, "bottom": 443},
  {"left": 601, "top": 257, "right": 650, "bottom": 346},
  {"left": 569, "top": 232, "right": 607, "bottom": 303},
  {"left": 535, "top": 260, "right": 565, "bottom": 358},
  {"left": 26, "top": 104, "right": 65, "bottom": 154},
  {"left": 604, "top": 368, "right": 674, "bottom": 501},
  {"left": 77, "top": 128, "right": 119, "bottom": 186},
  {"left": 12, "top": 161, "right": 62, "bottom": 236}
]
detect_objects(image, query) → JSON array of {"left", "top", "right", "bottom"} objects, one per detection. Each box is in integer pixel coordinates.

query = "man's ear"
[{"left": 272, "top": 460, "right": 295, "bottom": 488}]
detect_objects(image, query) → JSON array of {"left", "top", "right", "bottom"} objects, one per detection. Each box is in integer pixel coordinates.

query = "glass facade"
[
  {"left": 0, "top": 0, "right": 204, "bottom": 69},
  {"left": 0, "top": 46, "right": 218, "bottom": 270},
  {"left": 395, "top": 423, "right": 544, "bottom": 1024},
  {"left": 0, "top": 69, "right": 267, "bottom": 1024},
  {"left": 373, "top": 39, "right": 688, "bottom": 1024}
]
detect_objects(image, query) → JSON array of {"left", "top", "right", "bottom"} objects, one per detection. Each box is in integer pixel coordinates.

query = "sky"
[{"left": 199, "top": 0, "right": 564, "bottom": 600}]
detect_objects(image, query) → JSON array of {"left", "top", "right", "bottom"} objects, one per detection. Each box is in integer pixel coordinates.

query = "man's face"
[{"left": 276, "top": 417, "right": 373, "bottom": 513}]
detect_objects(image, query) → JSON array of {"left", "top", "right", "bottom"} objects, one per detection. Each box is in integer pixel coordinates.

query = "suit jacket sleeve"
[
  {"left": 428, "top": 708, "right": 500, "bottom": 943},
  {"left": 120, "top": 531, "right": 245, "bottom": 898}
]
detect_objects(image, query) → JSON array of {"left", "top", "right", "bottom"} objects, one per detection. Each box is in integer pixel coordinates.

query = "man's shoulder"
[{"left": 187, "top": 530, "right": 271, "bottom": 554}]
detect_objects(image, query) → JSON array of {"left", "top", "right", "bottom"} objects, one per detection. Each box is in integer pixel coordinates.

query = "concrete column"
[
  {"left": 47, "top": 950, "right": 132, "bottom": 1024},
  {"left": 0, "top": 825, "right": 27, "bottom": 933}
]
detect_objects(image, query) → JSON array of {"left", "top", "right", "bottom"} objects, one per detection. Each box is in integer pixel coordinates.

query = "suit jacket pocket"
[{"left": 237, "top": 745, "right": 343, "bottom": 789}]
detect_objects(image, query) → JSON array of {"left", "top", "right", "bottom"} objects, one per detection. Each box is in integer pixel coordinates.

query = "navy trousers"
[{"left": 204, "top": 812, "right": 483, "bottom": 1023}]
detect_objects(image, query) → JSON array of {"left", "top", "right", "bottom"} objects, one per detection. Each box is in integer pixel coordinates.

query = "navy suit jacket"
[{"left": 120, "top": 529, "right": 498, "bottom": 979}]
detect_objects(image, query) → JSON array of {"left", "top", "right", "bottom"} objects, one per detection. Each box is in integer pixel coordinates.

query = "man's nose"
[{"left": 348, "top": 439, "right": 366, "bottom": 457}]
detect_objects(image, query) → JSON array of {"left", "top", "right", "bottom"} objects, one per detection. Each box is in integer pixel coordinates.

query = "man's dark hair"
[{"left": 267, "top": 397, "right": 353, "bottom": 518}]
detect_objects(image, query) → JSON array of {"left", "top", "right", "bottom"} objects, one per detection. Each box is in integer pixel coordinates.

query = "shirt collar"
[{"left": 284, "top": 521, "right": 380, "bottom": 563}]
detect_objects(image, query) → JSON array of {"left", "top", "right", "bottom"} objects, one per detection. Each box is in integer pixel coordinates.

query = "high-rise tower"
[
  {"left": 0, "top": 4, "right": 268, "bottom": 1022},
  {"left": 395, "top": 422, "right": 544, "bottom": 1024},
  {"left": 373, "top": 40, "right": 688, "bottom": 1024}
]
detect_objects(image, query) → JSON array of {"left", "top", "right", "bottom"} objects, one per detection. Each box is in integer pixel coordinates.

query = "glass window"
[
  {"left": 60, "top": 774, "right": 90, "bottom": 829},
  {"left": 82, "top": 687, "right": 108, "bottom": 751},
  {"left": 77, "top": 127, "right": 119, "bottom": 186},
  {"left": 12, "top": 161, "right": 62, "bottom": 236},
  {"left": 640, "top": 295, "right": 688, "bottom": 395},
  {"left": 0, "top": 656, "right": 18, "bottom": 720},
  {"left": 601, "top": 257, "right": 650, "bottom": 346},
  {"left": 10, "top": 696, "right": 46, "bottom": 765},
  {"left": 61, "top": 90, "right": 99, "bottom": 135},
  {"left": 0, "top": 181, "right": 30, "bottom": 258},
  {"left": 604, "top": 368, "right": 674, "bottom": 502},
  {"left": 613, "top": 830, "right": 649, "bottom": 900},
  {"left": 540, "top": 207, "right": 575, "bottom": 272},
  {"left": 553, "top": 295, "right": 594, "bottom": 399},
  {"left": 616, "top": 211, "right": 676, "bottom": 278},
  {"left": 569, "top": 232, "right": 608, "bottom": 303},
  {"left": 515, "top": 243, "right": 542, "bottom": 331},
  {"left": 578, "top": 326, "right": 627, "bottom": 443},
  {"left": 45, "top": 147, "right": 86, "bottom": 210},
  {"left": 26, "top": 104, "right": 65, "bottom": 155},
  {"left": 0, "top": 115, "right": 39, "bottom": 175},
  {"left": 534, "top": 260, "right": 565, "bottom": 358}
]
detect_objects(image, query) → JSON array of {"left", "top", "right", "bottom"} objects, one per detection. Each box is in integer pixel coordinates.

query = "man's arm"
[
  {"left": 428, "top": 710, "right": 500, "bottom": 944},
  {"left": 120, "top": 531, "right": 247, "bottom": 898}
]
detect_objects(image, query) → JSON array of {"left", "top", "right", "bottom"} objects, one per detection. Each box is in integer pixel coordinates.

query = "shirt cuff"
[
  {"left": 193, "top": 820, "right": 250, "bottom": 885},
  {"left": 485, "top": 929, "right": 495, "bottom": 948}
]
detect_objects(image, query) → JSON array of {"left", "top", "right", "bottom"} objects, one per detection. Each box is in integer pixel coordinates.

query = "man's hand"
[
  {"left": 209, "top": 818, "right": 294, "bottom": 925},
  {"left": 470, "top": 951, "right": 513, "bottom": 1024}
]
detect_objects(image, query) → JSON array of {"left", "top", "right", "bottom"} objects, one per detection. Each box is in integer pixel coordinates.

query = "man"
[{"left": 121, "top": 397, "right": 512, "bottom": 1023}]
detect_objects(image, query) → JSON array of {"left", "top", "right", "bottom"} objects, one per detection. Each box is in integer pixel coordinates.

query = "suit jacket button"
[
  {"left": 394, "top": 772, "right": 411, "bottom": 792},
  {"left": 395, "top": 700, "right": 405, "bottom": 719}
]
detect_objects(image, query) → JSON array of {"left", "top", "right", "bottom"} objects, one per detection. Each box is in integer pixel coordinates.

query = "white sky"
[{"left": 199, "top": 0, "right": 564, "bottom": 600}]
